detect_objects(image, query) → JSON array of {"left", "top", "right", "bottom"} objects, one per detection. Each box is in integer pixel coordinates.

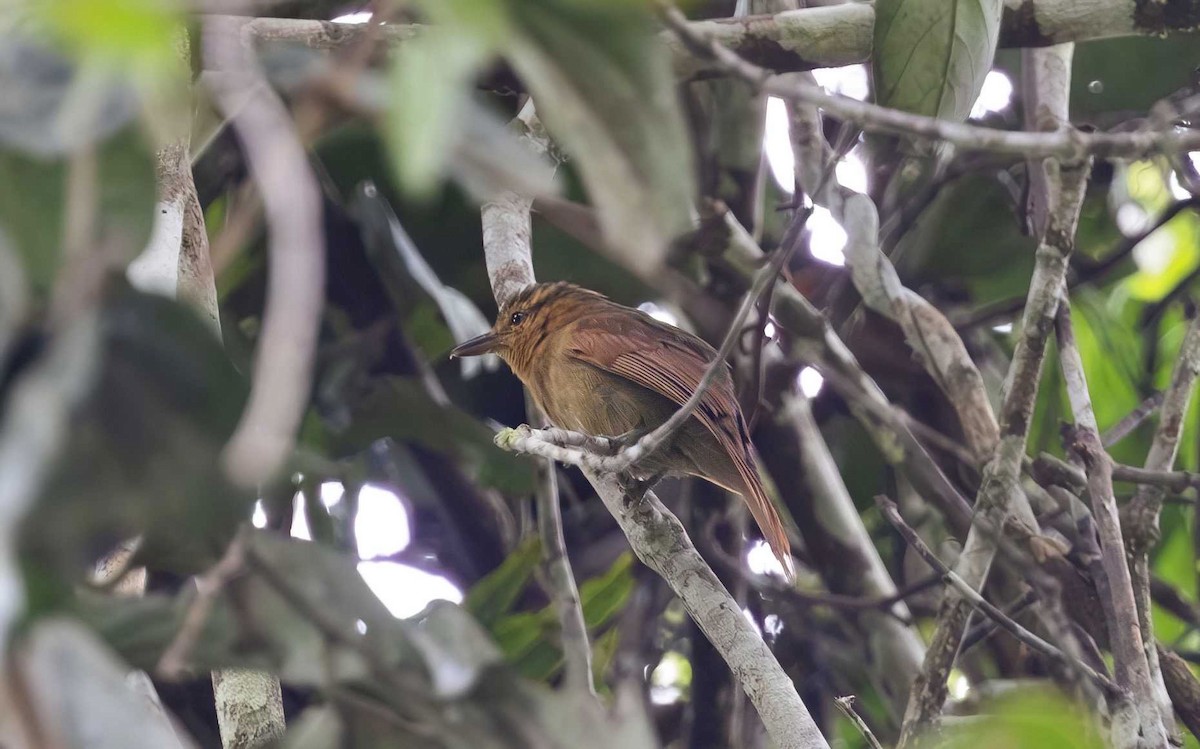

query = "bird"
[{"left": 451, "top": 281, "right": 793, "bottom": 577}]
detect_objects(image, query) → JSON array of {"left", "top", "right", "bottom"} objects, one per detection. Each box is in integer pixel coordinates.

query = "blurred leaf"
[
  {"left": 492, "top": 551, "right": 634, "bottom": 682},
  {"left": 579, "top": 552, "right": 634, "bottom": 628},
  {"left": 1071, "top": 36, "right": 1200, "bottom": 120},
  {"left": 233, "top": 531, "right": 425, "bottom": 687},
  {"left": 874, "top": 0, "right": 1002, "bottom": 121},
  {"left": 936, "top": 686, "right": 1104, "bottom": 748},
  {"left": 0, "top": 39, "right": 137, "bottom": 156},
  {"left": 1072, "top": 295, "right": 1142, "bottom": 431},
  {"left": 590, "top": 626, "right": 620, "bottom": 687},
  {"left": 503, "top": 0, "right": 695, "bottom": 276},
  {"left": 352, "top": 182, "right": 499, "bottom": 378},
  {"left": 1152, "top": 519, "right": 1194, "bottom": 643},
  {"left": 896, "top": 174, "right": 1035, "bottom": 304},
  {"left": 386, "top": 29, "right": 493, "bottom": 196},
  {"left": 20, "top": 285, "right": 251, "bottom": 577},
  {"left": 465, "top": 537, "right": 542, "bottom": 628},
  {"left": 76, "top": 589, "right": 241, "bottom": 674},
  {"left": 335, "top": 376, "right": 535, "bottom": 495},
  {"left": 278, "top": 707, "right": 341, "bottom": 749},
  {"left": 20, "top": 619, "right": 192, "bottom": 749},
  {"left": 31, "top": 0, "right": 183, "bottom": 73},
  {"left": 0, "top": 127, "right": 156, "bottom": 295}
]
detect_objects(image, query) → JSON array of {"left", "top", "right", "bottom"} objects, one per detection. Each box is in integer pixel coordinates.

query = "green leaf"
[
  {"left": 490, "top": 551, "right": 634, "bottom": 682},
  {"left": 504, "top": 0, "right": 695, "bottom": 276},
  {"left": 465, "top": 537, "right": 542, "bottom": 627},
  {"left": 20, "top": 285, "right": 252, "bottom": 577},
  {"left": 0, "top": 125, "right": 156, "bottom": 294},
  {"left": 936, "top": 685, "right": 1104, "bottom": 749},
  {"left": 334, "top": 376, "right": 535, "bottom": 495},
  {"left": 386, "top": 28, "right": 493, "bottom": 196},
  {"left": 1071, "top": 36, "right": 1200, "bottom": 119},
  {"left": 579, "top": 552, "right": 634, "bottom": 629},
  {"left": 874, "top": 0, "right": 1002, "bottom": 121},
  {"left": 32, "top": 0, "right": 184, "bottom": 73},
  {"left": 20, "top": 620, "right": 194, "bottom": 748}
]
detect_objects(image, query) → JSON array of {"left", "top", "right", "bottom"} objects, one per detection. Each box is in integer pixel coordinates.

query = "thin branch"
[
  {"left": 158, "top": 531, "right": 249, "bottom": 679},
  {"left": 528, "top": 401, "right": 595, "bottom": 697},
  {"left": 877, "top": 497, "right": 1121, "bottom": 699},
  {"left": 1102, "top": 391, "right": 1165, "bottom": 448},
  {"left": 894, "top": 43, "right": 1089, "bottom": 746},
  {"left": 834, "top": 696, "right": 884, "bottom": 749},
  {"left": 1057, "top": 301, "right": 1169, "bottom": 746},
  {"left": 1032, "top": 452, "right": 1200, "bottom": 493},
  {"left": 1126, "top": 313, "right": 1200, "bottom": 743},
  {"left": 204, "top": 16, "right": 325, "bottom": 489},
  {"left": 221, "top": 2, "right": 1200, "bottom": 80},
  {"left": 657, "top": 3, "right": 1200, "bottom": 161}
]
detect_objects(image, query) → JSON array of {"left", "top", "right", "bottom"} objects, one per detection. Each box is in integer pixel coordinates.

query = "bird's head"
[{"left": 450, "top": 282, "right": 608, "bottom": 377}]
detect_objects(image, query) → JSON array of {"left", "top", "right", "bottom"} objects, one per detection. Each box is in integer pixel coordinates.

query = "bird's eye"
[{"left": 510, "top": 311, "right": 526, "bottom": 326}]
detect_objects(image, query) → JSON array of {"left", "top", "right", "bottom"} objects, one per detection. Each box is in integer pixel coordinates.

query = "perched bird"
[{"left": 451, "top": 282, "right": 793, "bottom": 576}]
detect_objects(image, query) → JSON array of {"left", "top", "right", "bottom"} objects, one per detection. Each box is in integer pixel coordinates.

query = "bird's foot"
[
  {"left": 612, "top": 427, "right": 651, "bottom": 450},
  {"left": 620, "top": 470, "right": 665, "bottom": 510},
  {"left": 494, "top": 424, "right": 535, "bottom": 451}
]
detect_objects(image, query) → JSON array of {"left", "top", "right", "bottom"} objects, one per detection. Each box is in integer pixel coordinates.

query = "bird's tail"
[{"left": 738, "top": 463, "right": 795, "bottom": 582}]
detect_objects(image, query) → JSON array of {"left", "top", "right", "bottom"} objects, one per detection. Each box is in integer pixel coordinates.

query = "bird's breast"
[{"left": 534, "top": 356, "right": 674, "bottom": 438}]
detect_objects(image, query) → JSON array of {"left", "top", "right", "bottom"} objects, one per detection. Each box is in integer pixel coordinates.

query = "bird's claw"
[
  {"left": 613, "top": 427, "right": 650, "bottom": 449},
  {"left": 494, "top": 424, "right": 535, "bottom": 450},
  {"left": 620, "top": 470, "right": 665, "bottom": 511}
]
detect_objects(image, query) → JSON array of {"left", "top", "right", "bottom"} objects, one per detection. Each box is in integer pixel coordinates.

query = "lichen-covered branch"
[
  {"left": 894, "top": 44, "right": 1090, "bottom": 748},
  {"left": 659, "top": 5, "right": 1200, "bottom": 161},
  {"left": 1056, "top": 302, "right": 1168, "bottom": 748},
  {"left": 230, "top": 0, "right": 1200, "bottom": 79},
  {"left": 1127, "top": 315, "right": 1200, "bottom": 741}
]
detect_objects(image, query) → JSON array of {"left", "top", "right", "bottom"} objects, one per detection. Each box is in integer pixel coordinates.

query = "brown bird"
[{"left": 451, "top": 282, "right": 793, "bottom": 576}]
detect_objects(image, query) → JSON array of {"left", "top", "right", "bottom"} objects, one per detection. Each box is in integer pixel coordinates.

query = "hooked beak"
[{"left": 450, "top": 332, "right": 500, "bottom": 358}]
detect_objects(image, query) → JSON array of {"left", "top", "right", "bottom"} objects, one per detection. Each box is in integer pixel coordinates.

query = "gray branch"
[
  {"left": 205, "top": 16, "right": 325, "bottom": 489},
  {"left": 895, "top": 44, "right": 1089, "bottom": 748},
  {"left": 230, "top": 0, "right": 1200, "bottom": 78},
  {"left": 1127, "top": 314, "right": 1200, "bottom": 742},
  {"left": 1056, "top": 303, "right": 1169, "bottom": 748}
]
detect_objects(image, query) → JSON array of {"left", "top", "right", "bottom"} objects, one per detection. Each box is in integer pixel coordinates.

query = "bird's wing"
[{"left": 565, "top": 309, "right": 793, "bottom": 576}]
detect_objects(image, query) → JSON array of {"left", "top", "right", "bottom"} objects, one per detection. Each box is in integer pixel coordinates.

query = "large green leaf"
[
  {"left": 937, "top": 686, "right": 1104, "bottom": 749},
  {"left": 19, "top": 284, "right": 251, "bottom": 578},
  {"left": 490, "top": 552, "right": 634, "bottom": 682},
  {"left": 333, "top": 376, "right": 535, "bottom": 495},
  {"left": 465, "top": 537, "right": 542, "bottom": 627},
  {"left": 874, "top": 0, "right": 1002, "bottom": 121},
  {"left": 506, "top": 0, "right": 694, "bottom": 276},
  {"left": 20, "top": 620, "right": 193, "bottom": 748}
]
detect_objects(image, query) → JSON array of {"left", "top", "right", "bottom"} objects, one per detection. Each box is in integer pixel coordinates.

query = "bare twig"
[
  {"left": 1126, "top": 314, "right": 1200, "bottom": 741},
  {"left": 158, "top": 532, "right": 248, "bottom": 679},
  {"left": 893, "top": 43, "right": 1090, "bottom": 747},
  {"left": 1103, "top": 392, "right": 1165, "bottom": 448},
  {"left": 834, "top": 696, "right": 884, "bottom": 749},
  {"left": 657, "top": 3, "right": 1200, "bottom": 161},
  {"left": 1057, "top": 301, "right": 1169, "bottom": 747},
  {"left": 877, "top": 497, "right": 1121, "bottom": 698},
  {"left": 528, "top": 402, "right": 595, "bottom": 697},
  {"left": 204, "top": 16, "right": 325, "bottom": 489}
]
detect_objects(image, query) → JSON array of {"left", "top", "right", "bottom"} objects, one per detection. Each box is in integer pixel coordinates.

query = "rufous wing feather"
[{"left": 566, "top": 309, "right": 794, "bottom": 579}]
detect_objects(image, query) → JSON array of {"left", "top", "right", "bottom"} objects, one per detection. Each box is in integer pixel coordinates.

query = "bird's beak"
[{"left": 450, "top": 332, "right": 500, "bottom": 358}]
